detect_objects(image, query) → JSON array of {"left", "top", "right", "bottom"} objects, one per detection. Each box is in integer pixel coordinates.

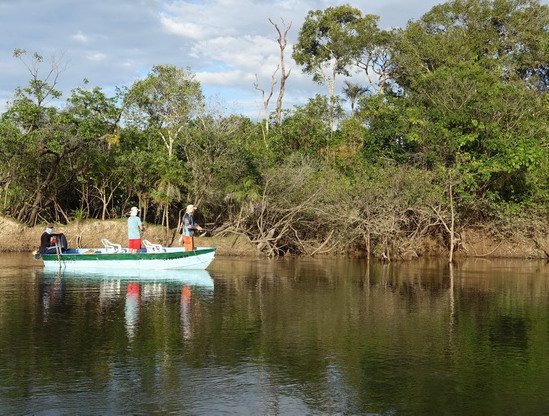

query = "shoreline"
[{"left": 1, "top": 216, "right": 547, "bottom": 259}]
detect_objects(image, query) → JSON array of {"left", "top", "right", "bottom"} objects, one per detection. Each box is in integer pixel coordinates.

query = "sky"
[{"left": 0, "top": 0, "right": 462, "bottom": 119}]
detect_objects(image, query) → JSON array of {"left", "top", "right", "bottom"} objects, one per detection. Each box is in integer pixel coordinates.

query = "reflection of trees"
[
  {"left": 206, "top": 258, "right": 549, "bottom": 414},
  {"left": 0, "top": 258, "right": 547, "bottom": 414}
]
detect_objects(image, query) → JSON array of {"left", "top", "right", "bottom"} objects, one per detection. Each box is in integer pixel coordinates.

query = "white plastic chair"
[
  {"left": 101, "top": 238, "right": 122, "bottom": 253},
  {"left": 143, "top": 239, "right": 163, "bottom": 253}
]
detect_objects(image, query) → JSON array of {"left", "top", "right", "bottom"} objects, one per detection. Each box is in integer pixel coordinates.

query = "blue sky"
[{"left": 0, "top": 0, "right": 513, "bottom": 118}]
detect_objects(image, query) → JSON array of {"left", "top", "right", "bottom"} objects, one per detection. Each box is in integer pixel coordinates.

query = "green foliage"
[
  {"left": 391, "top": 0, "right": 549, "bottom": 90},
  {"left": 292, "top": 5, "right": 367, "bottom": 82},
  {"left": 124, "top": 65, "right": 204, "bottom": 128},
  {"left": 270, "top": 95, "right": 342, "bottom": 157},
  {"left": 72, "top": 208, "right": 87, "bottom": 221},
  {"left": 1, "top": 2, "right": 547, "bottom": 254}
]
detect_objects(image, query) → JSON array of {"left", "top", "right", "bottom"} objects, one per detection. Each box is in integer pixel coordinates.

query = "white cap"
[
  {"left": 186, "top": 204, "right": 196, "bottom": 214},
  {"left": 130, "top": 206, "right": 139, "bottom": 215}
]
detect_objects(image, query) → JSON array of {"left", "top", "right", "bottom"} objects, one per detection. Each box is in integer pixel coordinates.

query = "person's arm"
[
  {"left": 189, "top": 215, "right": 202, "bottom": 231},
  {"left": 40, "top": 233, "right": 51, "bottom": 249}
]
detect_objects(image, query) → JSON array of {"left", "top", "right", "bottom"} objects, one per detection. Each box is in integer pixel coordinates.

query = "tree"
[
  {"left": 342, "top": 80, "right": 369, "bottom": 114},
  {"left": 4, "top": 50, "right": 120, "bottom": 224},
  {"left": 271, "top": 95, "right": 342, "bottom": 156},
  {"left": 293, "top": 5, "right": 365, "bottom": 127},
  {"left": 10, "top": 49, "right": 64, "bottom": 132},
  {"left": 353, "top": 15, "right": 393, "bottom": 93},
  {"left": 253, "top": 71, "right": 277, "bottom": 144},
  {"left": 369, "top": 0, "right": 548, "bottom": 218},
  {"left": 269, "top": 18, "right": 292, "bottom": 124},
  {"left": 124, "top": 65, "right": 204, "bottom": 230},
  {"left": 181, "top": 113, "right": 253, "bottom": 209},
  {"left": 390, "top": 0, "right": 549, "bottom": 91},
  {"left": 124, "top": 65, "right": 204, "bottom": 159}
]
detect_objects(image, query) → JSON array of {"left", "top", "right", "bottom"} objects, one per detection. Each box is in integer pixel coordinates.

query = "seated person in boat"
[{"left": 39, "top": 224, "right": 67, "bottom": 254}]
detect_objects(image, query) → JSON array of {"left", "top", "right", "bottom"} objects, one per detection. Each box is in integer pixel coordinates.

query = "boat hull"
[
  {"left": 41, "top": 247, "right": 216, "bottom": 271},
  {"left": 41, "top": 268, "right": 215, "bottom": 287}
]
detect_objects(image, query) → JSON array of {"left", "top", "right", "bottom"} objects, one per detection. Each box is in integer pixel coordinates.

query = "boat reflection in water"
[
  {"left": 40, "top": 268, "right": 214, "bottom": 340},
  {"left": 41, "top": 267, "right": 214, "bottom": 285}
]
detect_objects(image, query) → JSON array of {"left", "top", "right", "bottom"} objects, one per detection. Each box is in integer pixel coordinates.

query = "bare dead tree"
[
  {"left": 356, "top": 47, "right": 391, "bottom": 94},
  {"left": 268, "top": 18, "right": 292, "bottom": 124},
  {"left": 254, "top": 71, "right": 278, "bottom": 145},
  {"left": 253, "top": 71, "right": 277, "bottom": 116}
]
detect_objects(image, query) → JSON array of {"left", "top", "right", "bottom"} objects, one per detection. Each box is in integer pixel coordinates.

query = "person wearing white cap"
[
  {"left": 179, "top": 204, "right": 202, "bottom": 250},
  {"left": 127, "top": 206, "right": 145, "bottom": 253},
  {"left": 38, "top": 223, "right": 65, "bottom": 254}
]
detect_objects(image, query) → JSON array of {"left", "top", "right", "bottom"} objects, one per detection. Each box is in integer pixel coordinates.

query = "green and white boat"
[{"left": 40, "top": 246, "right": 216, "bottom": 271}]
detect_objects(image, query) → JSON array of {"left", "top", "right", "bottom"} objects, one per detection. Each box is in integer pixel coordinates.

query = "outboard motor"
[{"left": 57, "top": 233, "right": 68, "bottom": 252}]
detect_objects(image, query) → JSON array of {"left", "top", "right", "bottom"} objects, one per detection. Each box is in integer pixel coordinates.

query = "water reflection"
[
  {"left": 40, "top": 276, "right": 64, "bottom": 322},
  {"left": 125, "top": 282, "right": 140, "bottom": 340},
  {"left": 39, "top": 268, "right": 215, "bottom": 342},
  {"left": 181, "top": 285, "right": 192, "bottom": 340},
  {"left": 0, "top": 255, "right": 547, "bottom": 415},
  {"left": 41, "top": 268, "right": 214, "bottom": 286}
]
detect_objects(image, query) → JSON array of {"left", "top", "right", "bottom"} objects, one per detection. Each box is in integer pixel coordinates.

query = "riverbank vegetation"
[{"left": 0, "top": 0, "right": 547, "bottom": 260}]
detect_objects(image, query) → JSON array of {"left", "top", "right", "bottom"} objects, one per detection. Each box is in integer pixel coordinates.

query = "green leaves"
[
  {"left": 124, "top": 65, "right": 203, "bottom": 129},
  {"left": 293, "top": 5, "right": 362, "bottom": 76}
]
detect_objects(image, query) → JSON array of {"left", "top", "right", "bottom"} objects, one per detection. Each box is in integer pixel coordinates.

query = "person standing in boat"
[
  {"left": 128, "top": 206, "right": 145, "bottom": 253},
  {"left": 179, "top": 204, "right": 202, "bottom": 251}
]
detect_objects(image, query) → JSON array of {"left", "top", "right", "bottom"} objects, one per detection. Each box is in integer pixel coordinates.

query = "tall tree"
[
  {"left": 10, "top": 48, "right": 64, "bottom": 132},
  {"left": 293, "top": 5, "right": 365, "bottom": 128},
  {"left": 124, "top": 65, "right": 204, "bottom": 229},
  {"left": 353, "top": 17, "right": 393, "bottom": 93},
  {"left": 124, "top": 65, "right": 204, "bottom": 159},
  {"left": 269, "top": 18, "right": 292, "bottom": 124},
  {"left": 369, "top": 0, "right": 549, "bottom": 213},
  {"left": 390, "top": 0, "right": 549, "bottom": 91}
]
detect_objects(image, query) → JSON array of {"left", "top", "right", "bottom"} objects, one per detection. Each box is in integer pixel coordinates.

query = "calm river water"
[{"left": 0, "top": 253, "right": 548, "bottom": 415}]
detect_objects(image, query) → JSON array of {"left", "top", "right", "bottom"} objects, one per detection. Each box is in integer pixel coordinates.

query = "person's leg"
[
  {"left": 184, "top": 236, "right": 194, "bottom": 251},
  {"left": 128, "top": 239, "right": 141, "bottom": 254}
]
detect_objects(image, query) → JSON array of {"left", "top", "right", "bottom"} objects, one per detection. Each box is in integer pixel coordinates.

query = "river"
[{"left": 0, "top": 253, "right": 548, "bottom": 415}]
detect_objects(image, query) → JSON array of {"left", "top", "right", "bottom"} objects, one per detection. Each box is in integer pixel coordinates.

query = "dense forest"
[{"left": 0, "top": 0, "right": 547, "bottom": 259}]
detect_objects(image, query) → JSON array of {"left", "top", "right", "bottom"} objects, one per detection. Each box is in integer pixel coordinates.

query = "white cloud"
[
  {"left": 87, "top": 52, "right": 107, "bottom": 61},
  {"left": 192, "top": 35, "right": 279, "bottom": 70},
  {"left": 196, "top": 70, "right": 254, "bottom": 86},
  {"left": 159, "top": 14, "right": 206, "bottom": 40},
  {"left": 72, "top": 30, "right": 89, "bottom": 44}
]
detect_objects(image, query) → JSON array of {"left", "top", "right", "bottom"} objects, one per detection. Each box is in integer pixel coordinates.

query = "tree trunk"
[
  {"left": 25, "top": 154, "right": 61, "bottom": 225},
  {"left": 448, "top": 183, "right": 455, "bottom": 264},
  {"left": 269, "top": 18, "right": 292, "bottom": 125}
]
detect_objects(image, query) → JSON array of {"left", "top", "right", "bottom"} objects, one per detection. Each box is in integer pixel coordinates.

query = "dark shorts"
[{"left": 128, "top": 239, "right": 141, "bottom": 250}]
